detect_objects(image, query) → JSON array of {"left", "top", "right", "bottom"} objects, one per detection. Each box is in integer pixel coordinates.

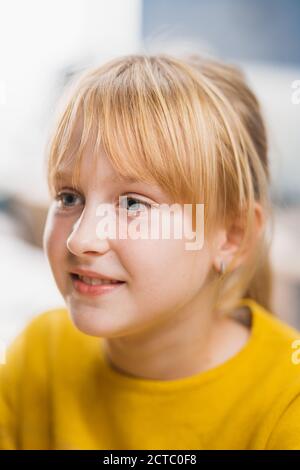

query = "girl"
[{"left": 1, "top": 53, "right": 300, "bottom": 450}]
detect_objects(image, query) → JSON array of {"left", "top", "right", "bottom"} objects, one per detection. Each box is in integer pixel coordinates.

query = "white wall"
[{"left": 0, "top": 0, "right": 142, "bottom": 205}]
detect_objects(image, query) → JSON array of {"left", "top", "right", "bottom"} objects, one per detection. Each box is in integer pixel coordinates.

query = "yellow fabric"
[{"left": 1, "top": 298, "right": 300, "bottom": 450}]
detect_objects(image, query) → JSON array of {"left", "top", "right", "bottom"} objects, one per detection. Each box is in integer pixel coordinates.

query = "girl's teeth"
[{"left": 78, "top": 275, "right": 119, "bottom": 285}]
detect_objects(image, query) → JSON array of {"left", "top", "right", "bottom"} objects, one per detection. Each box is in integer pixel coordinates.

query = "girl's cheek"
[{"left": 43, "top": 210, "right": 72, "bottom": 259}]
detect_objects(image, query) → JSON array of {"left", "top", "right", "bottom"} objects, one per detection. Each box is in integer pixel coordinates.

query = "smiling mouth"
[
  {"left": 69, "top": 273, "right": 126, "bottom": 296},
  {"left": 70, "top": 273, "right": 124, "bottom": 285}
]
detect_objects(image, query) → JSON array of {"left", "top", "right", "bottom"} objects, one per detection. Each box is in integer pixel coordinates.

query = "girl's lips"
[{"left": 70, "top": 273, "right": 126, "bottom": 297}]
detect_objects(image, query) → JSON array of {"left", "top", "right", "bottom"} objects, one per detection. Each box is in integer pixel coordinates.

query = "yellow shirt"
[{"left": 1, "top": 298, "right": 300, "bottom": 450}]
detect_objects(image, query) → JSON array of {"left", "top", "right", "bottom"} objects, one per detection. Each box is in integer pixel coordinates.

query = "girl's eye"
[
  {"left": 55, "top": 191, "right": 83, "bottom": 210},
  {"left": 118, "top": 195, "right": 152, "bottom": 215},
  {"left": 54, "top": 191, "right": 155, "bottom": 215}
]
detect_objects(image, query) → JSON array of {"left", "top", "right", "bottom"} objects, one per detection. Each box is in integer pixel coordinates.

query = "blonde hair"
[{"left": 45, "top": 53, "right": 274, "bottom": 316}]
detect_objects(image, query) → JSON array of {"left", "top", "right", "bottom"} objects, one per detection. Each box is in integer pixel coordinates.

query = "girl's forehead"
[
  {"left": 52, "top": 114, "right": 178, "bottom": 200},
  {"left": 55, "top": 137, "right": 156, "bottom": 184},
  {"left": 56, "top": 148, "right": 141, "bottom": 182},
  {"left": 55, "top": 167, "right": 141, "bottom": 185},
  {"left": 54, "top": 164, "right": 172, "bottom": 201}
]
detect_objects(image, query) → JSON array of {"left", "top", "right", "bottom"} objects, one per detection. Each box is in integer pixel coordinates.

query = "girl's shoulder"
[
  {"left": 239, "top": 297, "right": 300, "bottom": 344},
  {"left": 239, "top": 299, "right": 300, "bottom": 450},
  {"left": 237, "top": 298, "right": 300, "bottom": 387}
]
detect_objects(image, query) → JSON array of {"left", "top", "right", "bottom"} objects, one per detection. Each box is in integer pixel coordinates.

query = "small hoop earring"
[{"left": 220, "top": 260, "right": 226, "bottom": 275}]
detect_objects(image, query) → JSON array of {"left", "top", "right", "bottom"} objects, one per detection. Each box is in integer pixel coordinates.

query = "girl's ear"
[{"left": 213, "top": 202, "right": 265, "bottom": 273}]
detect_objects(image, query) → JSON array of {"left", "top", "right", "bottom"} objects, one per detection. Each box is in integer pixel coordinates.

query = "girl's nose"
[{"left": 66, "top": 205, "right": 112, "bottom": 256}]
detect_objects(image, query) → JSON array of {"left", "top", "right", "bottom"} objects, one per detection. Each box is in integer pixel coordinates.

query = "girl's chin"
[{"left": 67, "top": 307, "right": 129, "bottom": 338}]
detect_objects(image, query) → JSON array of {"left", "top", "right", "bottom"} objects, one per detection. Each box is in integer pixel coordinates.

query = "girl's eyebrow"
[
  {"left": 54, "top": 170, "right": 141, "bottom": 185},
  {"left": 54, "top": 171, "right": 168, "bottom": 199},
  {"left": 111, "top": 176, "right": 141, "bottom": 184}
]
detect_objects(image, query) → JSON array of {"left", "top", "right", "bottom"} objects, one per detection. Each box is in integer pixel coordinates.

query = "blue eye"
[
  {"left": 119, "top": 196, "right": 152, "bottom": 215},
  {"left": 54, "top": 191, "right": 153, "bottom": 215},
  {"left": 55, "top": 191, "right": 83, "bottom": 210}
]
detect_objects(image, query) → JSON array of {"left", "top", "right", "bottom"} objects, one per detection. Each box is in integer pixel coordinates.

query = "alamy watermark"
[
  {"left": 0, "top": 339, "right": 6, "bottom": 365},
  {"left": 92, "top": 201, "right": 205, "bottom": 251},
  {"left": 291, "top": 80, "right": 300, "bottom": 104},
  {"left": 291, "top": 339, "right": 300, "bottom": 365}
]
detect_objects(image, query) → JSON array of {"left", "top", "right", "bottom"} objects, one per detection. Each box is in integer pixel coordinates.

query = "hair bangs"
[{"left": 47, "top": 56, "right": 214, "bottom": 208}]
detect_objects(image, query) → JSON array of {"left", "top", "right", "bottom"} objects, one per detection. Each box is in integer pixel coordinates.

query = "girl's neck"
[{"left": 101, "top": 303, "right": 251, "bottom": 381}]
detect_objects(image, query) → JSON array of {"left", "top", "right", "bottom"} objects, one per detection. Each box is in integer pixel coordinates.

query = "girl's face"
[{"left": 43, "top": 145, "right": 218, "bottom": 338}]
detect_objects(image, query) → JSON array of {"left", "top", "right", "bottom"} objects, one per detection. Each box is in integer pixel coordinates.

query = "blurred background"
[{"left": 0, "top": 0, "right": 299, "bottom": 348}]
